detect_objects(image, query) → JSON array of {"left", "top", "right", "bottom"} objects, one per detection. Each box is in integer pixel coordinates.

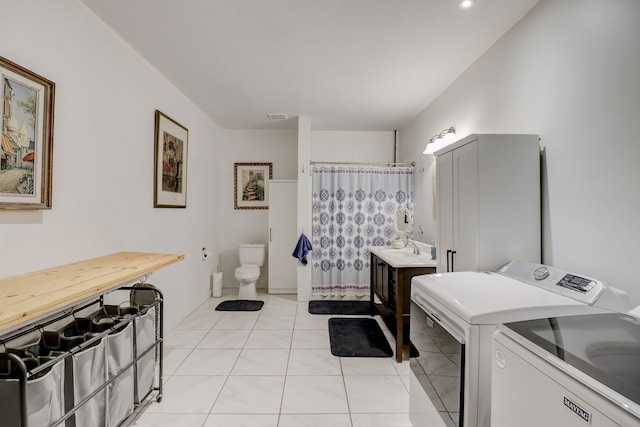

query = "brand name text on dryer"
[{"left": 563, "top": 396, "right": 591, "bottom": 423}]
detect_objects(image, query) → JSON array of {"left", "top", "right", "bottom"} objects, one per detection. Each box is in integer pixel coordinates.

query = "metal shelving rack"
[
  {"left": 0, "top": 285, "right": 164, "bottom": 427},
  {"left": 0, "top": 252, "right": 183, "bottom": 427}
]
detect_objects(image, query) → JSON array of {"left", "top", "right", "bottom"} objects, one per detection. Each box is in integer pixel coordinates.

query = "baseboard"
[{"left": 268, "top": 288, "right": 297, "bottom": 294}]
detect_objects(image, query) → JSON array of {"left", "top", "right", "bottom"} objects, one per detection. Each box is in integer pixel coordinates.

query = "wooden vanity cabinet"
[{"left": 370, "top": 253, "right": 435, "bottom": 362}]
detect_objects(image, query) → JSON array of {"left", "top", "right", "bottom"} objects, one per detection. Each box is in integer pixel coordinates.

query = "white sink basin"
[
  {"left": 369, "top": 242, "right": 437, "bottom": 268},
  {"left": 379, "top": 248, "right": 421, "bottom": 257}
]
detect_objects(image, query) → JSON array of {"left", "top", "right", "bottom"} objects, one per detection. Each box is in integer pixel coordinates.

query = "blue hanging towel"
[{"left": 292, "top": 233, "right": 313, "bottom": 265}]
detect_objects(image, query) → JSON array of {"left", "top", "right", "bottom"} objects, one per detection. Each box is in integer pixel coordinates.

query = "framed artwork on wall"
[
  {"left": 234, "top": 162, "right": 272, "bottom": 209},
  {"left": 154, "top": 110, "right": 188, "bottom": 208},
  {"left": 0, "top": 56, "right": 55, "bottom": 210}
]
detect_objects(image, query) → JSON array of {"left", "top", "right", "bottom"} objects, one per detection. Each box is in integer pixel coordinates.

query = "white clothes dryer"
[
  {"left": 409, "top": 260, "right": 632, "bottom": 427},
  {"left": 492, "top": 312, "right": 640, "bottom": 426}
]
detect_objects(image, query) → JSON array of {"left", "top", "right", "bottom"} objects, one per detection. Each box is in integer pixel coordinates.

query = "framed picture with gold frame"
[
  {"left": 154, "top": 110, "right": 188, "bottom": 208},
  {"left": 234, "top": 162, "right": 272, "bottom": 209},
  {"left": 0, "top": 56, "right": 55, "bottom": 209}
]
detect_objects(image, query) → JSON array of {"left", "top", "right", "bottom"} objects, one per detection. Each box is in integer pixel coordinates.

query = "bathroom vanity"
[{"left": 369, "top": 243, "right": 436, "bottom": 362}]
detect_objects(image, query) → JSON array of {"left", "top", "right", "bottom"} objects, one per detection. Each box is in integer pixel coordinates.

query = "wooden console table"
[
  {"left": 0, "top": 251, "right": 183, "bottom": 427},
  {"left": 0, "top": 251, "right": 184, "bottom": 335}
]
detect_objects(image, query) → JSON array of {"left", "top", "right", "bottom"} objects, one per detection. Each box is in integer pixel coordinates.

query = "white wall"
[
  {"left": 400, "top": 0, "right": 640, "bottom": 305},
  {"left": 218, "top": 129, "right": 298, "bottom": 289},
  {"left": 311, "top": 131, "right": 395, "bottom": 163},
  {"left": 0, "top": 0, "right": 222, "bottom": 329}
]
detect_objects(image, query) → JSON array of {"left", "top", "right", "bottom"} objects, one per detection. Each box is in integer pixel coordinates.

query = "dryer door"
[{"left": 410, "top": 299, "right": 465, "bottom": 427}]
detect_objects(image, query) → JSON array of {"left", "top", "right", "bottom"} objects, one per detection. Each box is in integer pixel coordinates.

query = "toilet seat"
[{"left": 235, "top": 264, "right": 259, "bottom": 280}]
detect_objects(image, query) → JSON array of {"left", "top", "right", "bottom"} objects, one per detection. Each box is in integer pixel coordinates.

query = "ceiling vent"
[{"left": 268, "top": 113, "right": 288, "bottom": 120}]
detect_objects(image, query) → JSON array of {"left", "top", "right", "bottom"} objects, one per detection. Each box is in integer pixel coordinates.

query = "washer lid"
[{"left": 411, "top": 272, "right": 605, "bottom": 325}]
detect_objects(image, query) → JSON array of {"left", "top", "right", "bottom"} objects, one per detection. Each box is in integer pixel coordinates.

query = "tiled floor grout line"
[
  {"left": 339, "top": 357, "right": 356, "bottom": 427},
  {"left": 275, "top": 298, "right": 296, "bottom": 426}
]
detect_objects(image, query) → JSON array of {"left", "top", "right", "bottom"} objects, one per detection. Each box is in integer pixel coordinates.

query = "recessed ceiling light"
[
  {"left": 268, "top": 113, "right": 288, "bottom": 120},
  {"left": 459, "top": 0, "right": 474, "bottom": 9}
]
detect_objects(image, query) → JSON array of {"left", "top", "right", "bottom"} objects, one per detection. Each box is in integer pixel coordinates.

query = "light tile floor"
[{"left": 124, "top": 290, "right": 414, "bottom": 427}]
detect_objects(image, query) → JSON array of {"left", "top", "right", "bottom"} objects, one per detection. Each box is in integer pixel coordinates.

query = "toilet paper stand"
[{"left": 212, "top": 269, "right": 223, "bottom": 297}]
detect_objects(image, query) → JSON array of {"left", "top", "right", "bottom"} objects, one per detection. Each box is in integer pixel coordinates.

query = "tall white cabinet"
[
  {"left": 435, "top": 134, "right": 540, "bottom": 273},
  {"left": 268, "top": 180, "right": 298, "bottom": 294}
]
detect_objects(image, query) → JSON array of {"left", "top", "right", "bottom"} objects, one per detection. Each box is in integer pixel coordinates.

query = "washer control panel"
[
  {"left": 496, "top": 260, "right": 605, "bottom": 305},
  {"left": 556, "top": 274, "right": 596, "bottom": 293}
]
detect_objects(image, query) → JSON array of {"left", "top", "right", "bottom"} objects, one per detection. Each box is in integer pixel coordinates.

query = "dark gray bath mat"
[
  {"left": 328, "top": 317, "right": 393, "bottom": 357},
  {"left": 308, "top": 300, "right": 375, "bottom": 315},
  {"left": 215, "top": 300, "right": 264, "bottom": 311}
]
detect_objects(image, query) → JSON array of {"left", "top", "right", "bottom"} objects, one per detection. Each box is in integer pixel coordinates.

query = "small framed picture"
[
  {"left": 154, "top": 110, "right": 188, "bottom": 208},
  {"left": 0, "top": 56, "right": 55, "bottom": 209},
  {"left": 234, "top": 162, "right": 272, "bottom": 209}
]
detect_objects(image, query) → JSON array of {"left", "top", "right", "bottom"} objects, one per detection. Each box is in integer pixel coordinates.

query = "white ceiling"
[{"left": 80, "top": 0, "right": 539, "bottom": 131}]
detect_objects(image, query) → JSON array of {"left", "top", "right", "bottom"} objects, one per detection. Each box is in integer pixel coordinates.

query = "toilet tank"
[{"left": 239, "top": 243, "right": 266, "bottom": 266}]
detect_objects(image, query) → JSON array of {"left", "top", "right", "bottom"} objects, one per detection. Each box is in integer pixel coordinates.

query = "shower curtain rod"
[{"left": 309, "top": 161, "right": 415, "bottom": 167}]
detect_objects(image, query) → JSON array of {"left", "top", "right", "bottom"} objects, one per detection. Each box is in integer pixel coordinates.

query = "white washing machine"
[
  {"left": 409, "top": 260, "right": 632, "bottom": 427},
  {"left": 492, "top": 312, "right": 640, "bottom": 426}
]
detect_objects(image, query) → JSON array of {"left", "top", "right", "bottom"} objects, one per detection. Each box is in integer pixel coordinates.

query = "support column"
[{"left": 296, "top": 115, "right": 312, "bottom": 301}]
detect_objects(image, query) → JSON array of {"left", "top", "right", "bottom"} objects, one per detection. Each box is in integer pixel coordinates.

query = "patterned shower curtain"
[{"left": 311, "top": 164, "right": 414, "bottom": 297}]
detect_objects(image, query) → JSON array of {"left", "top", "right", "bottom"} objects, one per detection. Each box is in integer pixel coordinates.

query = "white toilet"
[{"left": 234, "top": 243, "right": 266, "bottom": 300}]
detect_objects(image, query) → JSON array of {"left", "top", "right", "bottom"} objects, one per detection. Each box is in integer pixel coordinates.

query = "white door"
[
  {"left": 453, "top": 141, "right": 479, "bottom": 272},
  {"left": 268, "top": 181, "right": 298, "bottom": 294},
  {"left": 436, "top": 151, "right": 454, "bottom": 273}
]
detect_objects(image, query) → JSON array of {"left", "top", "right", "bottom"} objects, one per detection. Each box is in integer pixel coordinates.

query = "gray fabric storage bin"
[
  {"left": 71, "top": 338, "right": 107, "bottom": 427},
  {"left": 134, "top": 306, "right": 156, "bottom": 403},
  {"left": 106, "top": 322, "right": 133, "bottom": 380},
  {"left": 108, "top": 369, "right": 134, "bottom": 427},
  {"left": 106, "top": 322, "right": 134, "bottom": 427},
  {"left": 0, "top": 356, "right": 66, "bottom": 426}
]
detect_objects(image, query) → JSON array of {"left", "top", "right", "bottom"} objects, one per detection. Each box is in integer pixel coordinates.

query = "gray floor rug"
[
  {"left": 215, "top": 300, "right": 264, "bottom": 311},
  {"left": 308, "top": 300, "right": 376, "bottom": 315},
  {"left": 328, "top": 317, "right": 393, "bottom": 357}
]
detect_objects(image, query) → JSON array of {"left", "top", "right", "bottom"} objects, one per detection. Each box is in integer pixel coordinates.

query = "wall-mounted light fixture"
[
  {"left": 459, "top": 0, "right": 474, "bottom": 9},
  {"left": 423, "top": 126, "right": 456, "bottom": 155}
]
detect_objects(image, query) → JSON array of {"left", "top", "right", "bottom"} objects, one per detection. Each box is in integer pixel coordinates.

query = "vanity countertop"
[{"left": 369, "top": 241, "right": 437, "bottom": 268}]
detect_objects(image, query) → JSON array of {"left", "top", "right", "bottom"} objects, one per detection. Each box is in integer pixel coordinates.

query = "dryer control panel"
[
  {"left": 556, "top": 273, "right": 597, "bottom": 293},
  {"left": 496, "top": 260, "right": 605, "bottom": 306}
]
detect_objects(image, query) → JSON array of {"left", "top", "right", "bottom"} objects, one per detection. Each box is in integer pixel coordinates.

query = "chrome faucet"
[{"left": 406, "top": 241, "right": 421, "bottom": 255}]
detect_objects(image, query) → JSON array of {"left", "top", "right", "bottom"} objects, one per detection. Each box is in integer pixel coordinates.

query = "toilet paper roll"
[
  {"left": 212, "top": 272, "right": 223, "bottom": 297},
  {"left": 202, "top": 250, "right": 212, "bottom": 260}
]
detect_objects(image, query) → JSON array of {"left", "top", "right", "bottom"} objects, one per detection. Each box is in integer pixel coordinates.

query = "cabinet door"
[
  {"left": 372, "top": 255, "right": 381, "bottom": 295},
  {"left": 382, "top": 262, "right": 390, "bottom": 305},
  {"left": 372, "top": 255, "right": 388, "bottom": 305},
  {"left": 453, "top": 141, "right": 479, "bottom": 272},
  {"left": 268, "top": 182, "right": 298, "bottom": 293},
  {"left": 388, "top": 268, "right": 397, "bottom": 310},
  {"left": 436, "top": 151, "right": 454, "bottom": 273}
]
